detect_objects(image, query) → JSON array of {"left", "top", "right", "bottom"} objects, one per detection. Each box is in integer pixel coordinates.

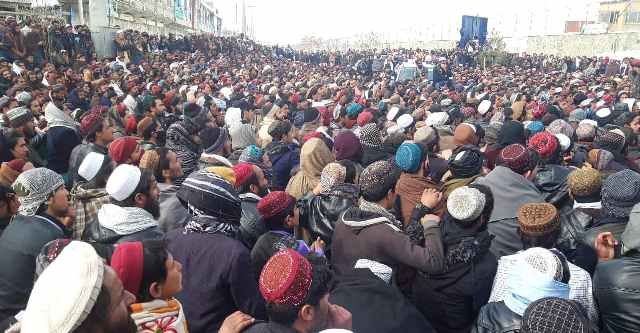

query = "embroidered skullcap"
[
  {"left": 239, "top": 144, "right": 264, "bottom": 164},
  {"left": 447, "top": 186, "right": 486, "bottom": 223},
  {"left": 319, "top": 163, "right": 346, "bottom": 195},
  {"left": 80, "top": 107, "right": 105, "bottom": 136},
  {"left": 21, "top": 241, "right": 104, "bottom": 333},
  {"left": 78, "top": 152, "right": 106, "bottom": 182},
  {"left": 359, "top": 123, "right": 382, "bottom": 148},
  {"left": 595, "top": 130, "right": 626, "bottom": 153},
  {"left": 568, "top": 109, "right": 587, "bottom": 123},
  {"left": 547, "top": 119, "right": 574, "bottom": 139},
  {"left": 6, "top": 106, "right": 32, "bottom": 127},
  {"left": 504, "top": 248, "right": 570, "bottom": 316},
  {"left": 395, "top": 143, "right": 423, "bottom": 173},
  {"left": 601, "top": 169, "right": 640, "bottom": 218},
  {"left": 259, "top": 249, "right": 313, "bottom": 306},
  {"left": 414, "top": 125, "right": 438, "bottom": 147},
  {"left": 521, "top": 297, "right": 591, "bottom": 333},
  {"left": 12, "top": 167, "right": 64, "bottom": 216},
  {"left": 15, "top": 91, "right": 32, "bottom": 104},
  {"left": 106, "top": 164, "right": 142, "bottom": 201},
  {"left": 518, "top": 203, "right": 560, "bottom": 236},
  {"left": 555, "top": 134, "right": 571, "bottom": 153},
  {"left": 498, "top": 144, "right": 533, "bottom": 174},
  {"left": 587, "top": 149, "right": 614, "bottom": 171},
  {"left": 360, "top": 160, "right": 399, "bottom": 198},
  {"left": 527, "top": 121, "right": 544, "bottom": 135},
  {"left": 528, "top": 131, "right": 559, "bottom": 160},
  {"left": 575, "top": 123, "right": 596, "bottom": 141},
  {"left": 567, "top": 168, "right": 602, "bottom": 200},
  {"left": 257, "top": 191, "right": 296, "bottom": 219}
]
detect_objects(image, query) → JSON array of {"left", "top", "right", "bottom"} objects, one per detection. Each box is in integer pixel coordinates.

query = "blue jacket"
[
  {"left": 265, "top": 141, "right": 299, "bottom": 190},
  {"left": 47, "top": 126, "right": 81, "bottom": 174}
]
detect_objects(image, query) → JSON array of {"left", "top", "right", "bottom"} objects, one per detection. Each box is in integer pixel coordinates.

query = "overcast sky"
[{"left": 217, "top": 0, "right": 601, "bottom": 45}]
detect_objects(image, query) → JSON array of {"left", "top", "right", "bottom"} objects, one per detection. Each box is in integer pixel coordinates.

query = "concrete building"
[{"left": 599, "top": 0, "right": 640, "bottom": 32}]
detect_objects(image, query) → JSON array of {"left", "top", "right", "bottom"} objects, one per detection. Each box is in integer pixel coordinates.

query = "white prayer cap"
[
  {"left": 21, "top": 241, "right": 104, "bottom": 333},
  {"left": 478, "top": 100, "right": 492, "bottom": 115},
  {"left": 397, "top": 114, "right": 414, "bottom": 130},
  {"left": 426, "top": 112, "right": 449, "bottom": 127},
  {"left": 78, "top": 152, "right": 105, "bottom": 182},
  {"left": 386, "top": 106, "right": 400, "bottom": 121},
  {"left": 555, "top": 133, "right": 571, "bottom": 152},
  {"left": 106, "top": 164, "right": 141, "bottom": 201},
  {"left": 595, "top": 107, "right": 611, "bottom": 119}
]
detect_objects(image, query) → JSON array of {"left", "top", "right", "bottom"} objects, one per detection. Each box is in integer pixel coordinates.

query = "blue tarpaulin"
[{"left": 459, "top": 15, "right": 488, "bottom": 48}]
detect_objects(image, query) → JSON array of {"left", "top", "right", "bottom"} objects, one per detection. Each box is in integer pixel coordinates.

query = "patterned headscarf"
[
  {"left": 177, "top": 169, "right": 241, "bottom": 237},
  {"left": 12, "top": 168, "right": 65, "bottom": 216}
]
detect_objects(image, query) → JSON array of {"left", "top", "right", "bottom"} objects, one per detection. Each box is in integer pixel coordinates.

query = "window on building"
[
  {"left": 626, "top": 11, "right": 640, "bottom": 24},
  {"left": 610, "top": 11, "right": 620, "bottom": 23}
]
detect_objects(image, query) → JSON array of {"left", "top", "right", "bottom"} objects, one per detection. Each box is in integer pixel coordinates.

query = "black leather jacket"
[
  {"left": 557, "top": 207, "right": 596, "bottom": 258},
  {"left": 298, "top": 189, "right": 358, "bottom": 247},
  {"left": 471, "top": 301, "right": 521, "bottom": 333},
  {"left": 595, "top": 252, "right": 640, "bottom": 333},
  {"left": 533, "top": 164, "right": 572, "bottom": 207},
  {"left": 82, "top": 220, "right": 164, "bottom": 245}
]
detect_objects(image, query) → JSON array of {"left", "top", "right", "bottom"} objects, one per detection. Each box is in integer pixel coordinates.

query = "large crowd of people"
[{"left": 1, "top": 14, "right": 640, "bottom": 333}]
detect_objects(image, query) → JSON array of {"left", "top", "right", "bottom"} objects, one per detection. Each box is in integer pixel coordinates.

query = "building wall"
[{"left": 599, "top": 0, "right": 640, "bottom": 32}]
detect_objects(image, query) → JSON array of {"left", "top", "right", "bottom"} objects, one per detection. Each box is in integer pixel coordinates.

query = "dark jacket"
[
  {"left": 0, "top": 214, "right": 69, "bottom": 321},
  {"left": 594, "top": 206, "right": 640, "bottom": 333},
  {"left": 168, "top": 230, "right": 266, "bottom": 333},
  {"left": 158, "top": 183, "right": 188, "bottom": 233},
  {"left": 265, "top": 141, "right": 299, "bottom": 191},
  {"left": 570, "top": 215, "right": 627, "bottom": 276},
  {"left": 82, "top": 220, "right": 164, "bottom": 244},
  {"left": 414, "top": 217, "right": 497, "bottom": 333},
  {"left": 298, "top": 186, "right": 358, "bottom": 248},
  {"left": 595, "top": 251, "right": 640, "bottom": 333},
  {"left": 557, "top": 206, "right": 597, "bottom": 270},
  {"left": 330, "top": 206, "right": 445, "bottom": 277},
  {"left": 243, "top": 322, "right": 299, "bottom": 333},
  {"left": 68, "top": 142, "right": 109, "bottom": 184},
  {"left": 474, "top": 166, "right": 545, "bottom": 258},
  {"left": 251, "top": 230, "right": 310, "bottom": 279},
  {"left": 361, "top": 145, "right": 390, "bottom": 167},
  {"left": 533, "top": 164, "right": 572, "bottom": 209},
  {"left": 238, "top": 193, "right": 266, "bottom": 249},
  {"left": 471, "top": 301, "right": 522, "bottom": 333},
  {"left": 330, "top": 269, "right": 435, "bottom": 333},
  {"left": 46, "top": 126, "right": 82, "bottom": 174}
]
